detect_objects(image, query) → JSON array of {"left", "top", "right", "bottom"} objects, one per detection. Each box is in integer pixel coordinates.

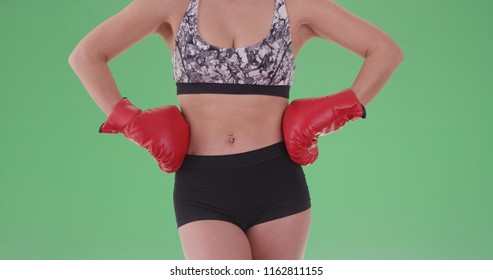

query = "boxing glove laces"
[
  {"left": 99, "top": 97, "right": 190, "bottom": 173},
  {"left": 282, "top": 88, "right": 366, "bottom": 166}
]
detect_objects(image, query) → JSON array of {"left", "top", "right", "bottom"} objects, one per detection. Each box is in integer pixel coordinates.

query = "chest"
[
  {"left": 196, "top": 0, "right": 277, "bottom": 49},
  {"left": 171, "top": 0, "right": 295, "bottom": 87}
]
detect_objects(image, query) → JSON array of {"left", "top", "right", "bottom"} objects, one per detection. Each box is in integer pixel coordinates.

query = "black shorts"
[{"left": 173, "top": 141, "right": 311, "bottom": 231}]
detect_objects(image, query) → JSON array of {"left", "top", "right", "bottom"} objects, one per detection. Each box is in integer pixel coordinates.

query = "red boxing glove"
[
  {"left": 99, "top": 97, "right": 190, "bottom": 173},
  {"left": 282, "top": 88, "right": 366, "bottom": 166}
]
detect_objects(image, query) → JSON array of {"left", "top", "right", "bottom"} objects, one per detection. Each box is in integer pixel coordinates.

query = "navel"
[{"left": 227, "top": 132, "right": 236, "bottom": 144}]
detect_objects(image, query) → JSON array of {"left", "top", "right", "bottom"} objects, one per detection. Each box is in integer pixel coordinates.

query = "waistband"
[
  {"left": 176, "top": 83, "right": 290, "bottom": 99},
  {"left": 180, "top": 141, "right": 289, "bottom": 169}
]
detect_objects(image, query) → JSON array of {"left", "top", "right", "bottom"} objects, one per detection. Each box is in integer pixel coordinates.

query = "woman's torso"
[{"left": 157, "top": 0, "right": 312, "bottom": 155}]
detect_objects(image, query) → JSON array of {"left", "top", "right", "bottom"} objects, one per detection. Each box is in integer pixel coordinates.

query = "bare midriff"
[{"left": 178, "top": 93, "right": 288, "bottom": 155}]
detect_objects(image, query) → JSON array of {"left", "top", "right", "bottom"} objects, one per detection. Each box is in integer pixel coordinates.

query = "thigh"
[
  {"left": 246, "top": 209, "right": 311, "bottom": 260},
  {"left": 178, "top": 220, "right": 253, "bottom": 260}
]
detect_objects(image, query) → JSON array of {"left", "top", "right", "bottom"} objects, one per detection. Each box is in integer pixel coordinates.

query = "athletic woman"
[{"left": 68, "top": 0, "right": 404, "bottom": 259}]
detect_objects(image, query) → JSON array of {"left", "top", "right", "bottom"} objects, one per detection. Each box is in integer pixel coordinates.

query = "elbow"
[
  {"left": 68, "top": 44, "right": 107, "bottom": 69},
  {"left": 384, "top": 40, "right": 404, "bottom": 64},
  {"left": 68, "top": 50, "right": 79, "bottom": 68},
  {"left": 68, "top": 43, "right": 84, "bottom": 68},
  {"left": 68, "top": 47, "right": 87, "bottom": 70},
  {"left": 393, "top": 44, "right": 404, "bottom": 64},
  {"left": 367, "top": 39, "right": 404, "bottom": 64}
]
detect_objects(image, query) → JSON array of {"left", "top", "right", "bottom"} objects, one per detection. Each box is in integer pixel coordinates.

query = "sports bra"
[{"left": 172, "top": 0, "right": 296, "bottom": 99}]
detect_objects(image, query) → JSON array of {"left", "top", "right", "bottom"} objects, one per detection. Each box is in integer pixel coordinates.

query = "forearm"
[
  {"left": 68, "top": 51, "right": 123, "bottom": 117},
  {"left": 350, "top": 43, "right": 404, "bottom": 107}
]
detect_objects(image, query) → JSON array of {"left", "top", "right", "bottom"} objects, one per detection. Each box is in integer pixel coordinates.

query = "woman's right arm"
[{"left": 68, "top": 0, "right": 175, "bottom": 117}]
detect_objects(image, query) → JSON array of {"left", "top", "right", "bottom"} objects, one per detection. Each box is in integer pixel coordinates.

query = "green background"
[{"left": 1, "top": 0, "right": 492, "bottom": 260}]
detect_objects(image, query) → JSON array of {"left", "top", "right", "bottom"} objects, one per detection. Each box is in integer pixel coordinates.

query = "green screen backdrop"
[{"left": 1, "top": 0, "right": 492, "bottom": 259}]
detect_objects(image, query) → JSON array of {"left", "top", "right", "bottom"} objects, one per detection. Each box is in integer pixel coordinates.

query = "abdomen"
[{"left": 178, "top": 93, "right": 288, "bottom": 155}]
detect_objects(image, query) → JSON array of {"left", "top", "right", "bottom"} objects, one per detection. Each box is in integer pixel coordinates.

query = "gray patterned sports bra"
[{"left": 172, "top": 0, "right": 296, "bottom": 99}]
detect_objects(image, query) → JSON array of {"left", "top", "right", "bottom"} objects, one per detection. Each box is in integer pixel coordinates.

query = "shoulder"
[
  {"left": 286, "top": 0, "right": 336, "bottom": 23},
  {"left": 284, "top": 0, "right": 336, "bottom": 43},
  {"left": 285, "top": 0, "right": 335, "bottom": 34},
  {"left": 129, "top": 0, "right": 188, "bottom": 21}
]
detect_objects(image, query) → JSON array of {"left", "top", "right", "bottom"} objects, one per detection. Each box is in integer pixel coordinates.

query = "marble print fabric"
[{"left": 172, "top": 0, "right": 296, "bottom": 86}]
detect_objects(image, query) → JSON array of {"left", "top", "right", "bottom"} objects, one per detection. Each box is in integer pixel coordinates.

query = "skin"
[{"left": 69, "top": 0, "right": 404, "bottom": 259}]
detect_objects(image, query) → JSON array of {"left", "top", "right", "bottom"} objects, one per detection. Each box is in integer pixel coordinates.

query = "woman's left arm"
[{"left": 301, "top": 0, "right": 404, "bottom": 106}]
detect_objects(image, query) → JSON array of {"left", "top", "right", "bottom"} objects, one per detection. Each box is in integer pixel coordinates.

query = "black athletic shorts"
[{"left": 173, "top": 141, "right": 311, "bottom": 231}]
